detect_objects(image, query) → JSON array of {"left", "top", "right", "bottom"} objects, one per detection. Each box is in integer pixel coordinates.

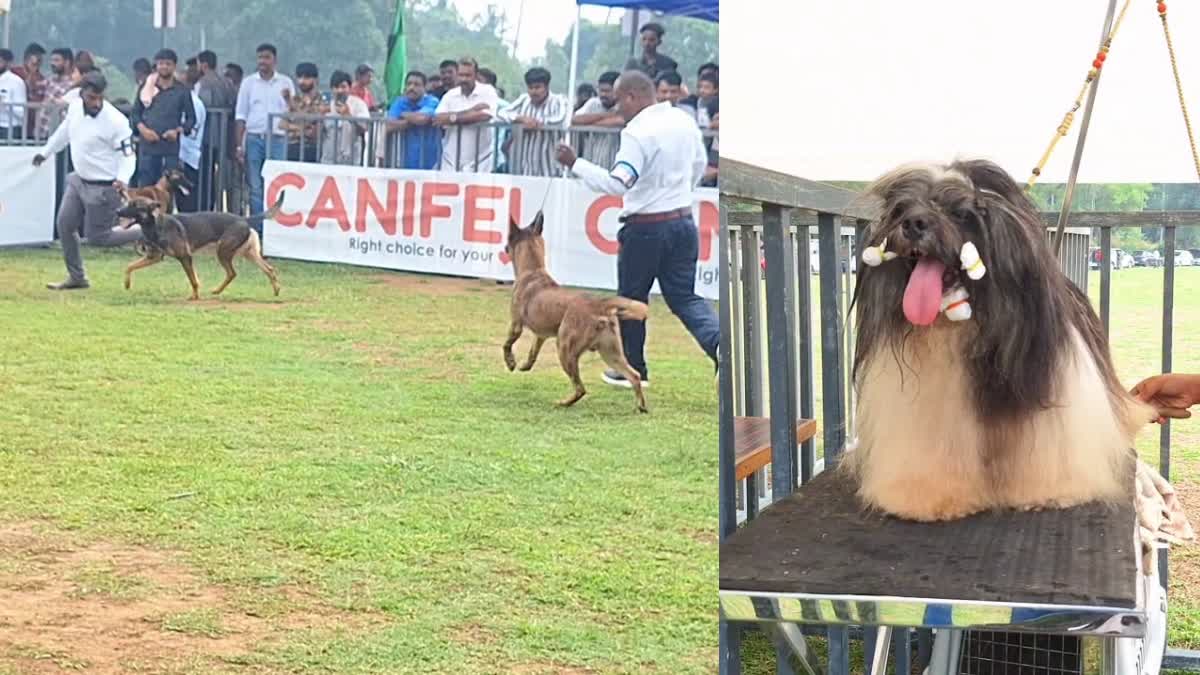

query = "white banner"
[
  {"left": 261, "top": 161, "right": 719, "bottom": 300},
  {"left": 0, "top": 147, "right": 57, "bottom": 247}
]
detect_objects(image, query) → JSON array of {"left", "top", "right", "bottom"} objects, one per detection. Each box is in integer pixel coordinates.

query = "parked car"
[
  {"left": 1190, "top": 249, "right": 1200, "bottom": 266},
  {"left": 1090, "top": 247, "right": 1118, "bottom": 271},
  {"left": 1136, "top": 250, "right": 1163, "bottom": 268},
  {"left": 1176, "top": 250, "right": 1195, "bottom": 267}
]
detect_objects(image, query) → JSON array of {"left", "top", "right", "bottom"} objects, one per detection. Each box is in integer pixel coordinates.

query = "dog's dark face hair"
[
  {"left": 505, "top": 212, "right": 546, "bottom": 275},
  {"left": 162, "top": 168, "right": 193, "bottom": 194},
  {"left": 852, "top": 159, "right": 1120, "bottom": 420}
]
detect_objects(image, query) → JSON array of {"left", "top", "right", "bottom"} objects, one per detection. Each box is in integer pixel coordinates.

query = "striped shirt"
[{"left": 499, "top": 92, "right": 568, "bottom": 177}]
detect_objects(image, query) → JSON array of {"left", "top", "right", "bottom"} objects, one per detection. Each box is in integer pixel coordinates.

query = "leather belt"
[
  {"left": 81, "top": 178, "right": 116, "bottom": 186},
  {"left": 620, "top": 208, "right": 691, "bottom": 224}
]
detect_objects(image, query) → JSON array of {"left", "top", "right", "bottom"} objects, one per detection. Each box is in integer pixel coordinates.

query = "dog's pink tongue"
[{"left": 903, "top": 257, "right": 946, "bottom": 326}]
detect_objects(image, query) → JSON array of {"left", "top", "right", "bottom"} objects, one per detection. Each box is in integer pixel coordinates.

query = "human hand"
[
  {"left": 236, "top": 145, "right": 246, "bottom": 164},
  {"left": 281, "top": 89, "right": 291, "bottom": 102},
  {"left": 163, "top": 128, "right": 180, "bottom": 142},
  {"left": 336, "top": 102, "right": 350, "bottom": 116},
  {"left": 1132, "top": 373, "right": 1200, "bottom": 421},
  {"left": 555, "top": 143, "right": 576, "bottom": 168},
  {"left": 112, "top": 180, "right": 126, "bottom": 191},
  {"left": 140, "top": 125, "right": 160, "bottom": 143}
]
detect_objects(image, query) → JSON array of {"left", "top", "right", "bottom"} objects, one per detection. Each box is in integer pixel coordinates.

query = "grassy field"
[
  {"left": 734, "top": 264, "right": 1200, "bottom": 674},
  {"left": 0, "top": 247, "right": 718, "bottom": 674}
]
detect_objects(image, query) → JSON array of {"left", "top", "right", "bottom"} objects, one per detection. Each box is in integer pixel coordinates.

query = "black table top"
[{"left": 720, "top": 469, "right": 1138, "bottom": 609}]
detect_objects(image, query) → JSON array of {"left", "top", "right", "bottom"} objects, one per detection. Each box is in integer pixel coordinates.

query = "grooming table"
[{"left": 720, "top": 470, "right": 1153, "bottom": 674}]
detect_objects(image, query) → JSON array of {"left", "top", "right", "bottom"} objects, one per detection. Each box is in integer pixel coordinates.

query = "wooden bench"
[{"left": 734, "top": 416, "right": 818, "bottom": 481}]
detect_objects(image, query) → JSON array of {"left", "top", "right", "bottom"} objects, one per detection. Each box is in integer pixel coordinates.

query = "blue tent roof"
[{"left": 577, "top": 0, "right": 717, "bottom": 22}]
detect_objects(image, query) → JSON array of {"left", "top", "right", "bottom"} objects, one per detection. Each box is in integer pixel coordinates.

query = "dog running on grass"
[
  {"left": 503, "top": 212, "right": 649, "bottom": 413},
  {"left": 115, "top": 193, "right": 284, "bottom": 301}
]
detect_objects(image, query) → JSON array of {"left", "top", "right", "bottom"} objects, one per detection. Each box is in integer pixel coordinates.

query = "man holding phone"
[
  {"left": 322, "top": 70, "right": 370, "bottom": 165},
  {"left": 235, "top": 43, "right": 293, "bottom": 221}
]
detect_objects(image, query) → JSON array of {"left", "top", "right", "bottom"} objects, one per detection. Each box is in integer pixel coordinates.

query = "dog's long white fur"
[{"left": 848, "top": 320, "right": 1153, "bottom": 521}]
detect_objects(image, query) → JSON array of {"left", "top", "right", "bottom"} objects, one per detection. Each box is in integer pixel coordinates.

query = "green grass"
[{"left": 0, "top": 247, "right": 718, "bottom": 674}]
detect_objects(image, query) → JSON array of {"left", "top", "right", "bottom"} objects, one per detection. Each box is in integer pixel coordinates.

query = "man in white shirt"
[
  {"left": 33, "top": 73, "right": 138, "bottom": 290},
  {"left": 0, "top": 48, "right": 28, "bottom": 139},
  {"left": 235, "top": 43, "right": 293, "bottom": 224},
  {"left": 555, "top": 70, "right": 717, "bottom": 388},
  {"left": 433, "top": 57, "right": 498, "bottom": 173},
  {"left": 498, "top": 67, "right": 568, "bottom": 177}
]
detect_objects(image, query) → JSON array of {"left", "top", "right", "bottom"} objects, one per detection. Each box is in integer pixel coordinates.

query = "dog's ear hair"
[
  {"left": 530, "top": 210, "right": 544, "bottom": 236},
  {"left": 508, "top": 214, "right": 521, "bottom": 239},
  {"left": 953, "top": 160, "right": 1029, "bottom": 210}
]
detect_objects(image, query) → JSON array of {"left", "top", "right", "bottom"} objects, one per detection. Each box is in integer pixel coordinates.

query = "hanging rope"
[
  {"left": 1026, "top": 0, "right": 1133, "bottom": 189},
  {"left": 1156, "top": 1, "right": 1200, "bottom": 181}
]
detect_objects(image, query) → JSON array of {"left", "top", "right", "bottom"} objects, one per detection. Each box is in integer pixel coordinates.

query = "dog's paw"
[
  {"left": 518, "top": 362, "right": 534, "bottom": 372},
  {"left": 504, "top": 354, "right": 517, "bottom": 371}
]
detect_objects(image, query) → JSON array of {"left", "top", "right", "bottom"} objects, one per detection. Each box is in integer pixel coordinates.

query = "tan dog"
[
  {"left": 503, "top": 213, "right": 649, "bottom": 413},
  {"left": 120, "top": 168, "right": 192, "bottom": 215}
]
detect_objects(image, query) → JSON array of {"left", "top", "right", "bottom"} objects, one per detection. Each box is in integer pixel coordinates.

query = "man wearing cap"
[
  {"left": 554, "top": 70, "right": 717, "bottom": 388},
  {"left": 351, "top": 64, "right": 378, "bottom": 111},
  {"left": 34, "top": 72, "right": 139, "bottom": 290},
  {"left": 130, "top": 48, "right": 196, "bottom": 188}
]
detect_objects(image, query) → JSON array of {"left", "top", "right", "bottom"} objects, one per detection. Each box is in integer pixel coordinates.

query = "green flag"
[{"left": 384, "top": 0, "right": 407, "bottom": 104}]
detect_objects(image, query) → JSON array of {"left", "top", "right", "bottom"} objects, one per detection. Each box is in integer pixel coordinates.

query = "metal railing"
[{"left": 718, "top": 157, "right": 1200, "bottom": 673}]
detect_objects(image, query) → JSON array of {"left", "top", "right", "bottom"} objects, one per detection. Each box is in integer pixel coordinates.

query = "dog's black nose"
[{"left": 901, "top": 217, "right": 928, "bottom": 241}]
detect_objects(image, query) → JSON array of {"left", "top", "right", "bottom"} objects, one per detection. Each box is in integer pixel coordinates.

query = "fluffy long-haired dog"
[{"left": 843, "top": 159, "right": 1155, "bottom": 521}]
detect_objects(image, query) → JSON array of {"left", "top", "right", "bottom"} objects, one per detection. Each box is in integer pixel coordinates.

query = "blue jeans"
[
  {"left": 135, "top": 153, "right": 178, "bottom": 189},
  {"left": 617, "top": 214, "right": 720, "bottom": 379},
  {"left": 245, "top": 133, "right": 286, "bottom": 228}
]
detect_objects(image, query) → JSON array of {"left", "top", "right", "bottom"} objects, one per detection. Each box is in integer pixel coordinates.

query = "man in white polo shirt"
[
  {"left": 235, "top": 43, "right": 293, "bottom": 224},
  {"left": 0, "top": 48, "right": 28, "bottom": 140},
  {"left": 555, "top": 70, "right": 717, "bottom": 388},
  {"left": 33, "top": 72, "right": 137, "bottom": 290},
  {"left": 433, "top": 57, "right": 498, "bottom": 173}
]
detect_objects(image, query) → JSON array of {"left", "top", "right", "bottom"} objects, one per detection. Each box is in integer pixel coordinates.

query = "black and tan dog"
[
  {"left": 116, "top": 194, "right": 284, "bottom": 300},
  {"left": 120, "top": 167, "right": 192, "bottom": 214},
  {"left": 503, "top": 212, "right": 648, "bottom": 413}
]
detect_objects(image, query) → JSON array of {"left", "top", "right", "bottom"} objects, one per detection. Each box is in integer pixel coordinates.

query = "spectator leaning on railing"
[
  {"left": 352, "top": 64, "right": 378, "bottom": 111},
  {"left": 499, "top": 67, "right": 568, "bottom": 177},
  {"left": 385, "top": 70, "right": 441, "bottom": 170},
  {"left": 433, "top": 56, "right": 498, "bottom": 173},
  {"left": 432, "top": 60, "right": 457, "bottom": 100},
  {"left": 282, "top": 62, "right": 327, "bottom": 163},
  {"left": 131, "top": 48, "right": 197, "bottom": 188},
  {"left": 38, "top": 48, "right": 74, "bottom": 139},
  {"left": 322, "top": 70, "right": 370, "bottom": 166},
  {"left": 572, "top": 70, "right": 624, "bottom": 167},
  {"left": 0, "top": 49, "right": 28, "bottom": 141}
]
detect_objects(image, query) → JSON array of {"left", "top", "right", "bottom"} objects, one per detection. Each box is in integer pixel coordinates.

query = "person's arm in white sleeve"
[
  {"left": 570, "top": 129, "right": 646, "bottom": 196},
  {"left": 690, "top": 132, "right": 708, "bottom": 187},
  {"left": 38, "top": 105, "right": 71, "bottom": 158},
  {"left": 109, "top": 108, "right": 137, "bottom": 184}
]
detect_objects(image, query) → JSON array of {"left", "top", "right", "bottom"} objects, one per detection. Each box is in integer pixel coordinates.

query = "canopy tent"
[
  {"left": 574, "top": 0, "right": 717, "bottom": 22},
  {"left": 565, "top": 0, "right": 718, "bottom": 142}
]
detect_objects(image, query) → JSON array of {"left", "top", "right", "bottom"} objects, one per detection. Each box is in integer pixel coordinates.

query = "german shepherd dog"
[
  {"left": 120, "top": 167, "right": 192, "bottom": 214},
  {"left": 503, "top": 213, "right": 649, "bottom": 413},
  {"left": 115, "top": 194, "right": 284, "bottom": 301}
]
